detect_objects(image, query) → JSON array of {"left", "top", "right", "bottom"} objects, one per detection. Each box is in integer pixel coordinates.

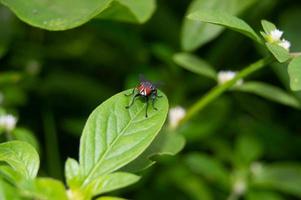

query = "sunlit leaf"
[
  {"left": 79, "top": 89, "right": 168, "bottom": 186},
  {"left": 0, "top": 0, "right": 113, "bottom": 30},
  {"left": 86, "top": 172, "right": 140, "bottom": 196},
  {"left": 0, "top": 141, "right": 39, "bottom": 179},
  {"left": 65, "top": 158, "right": 80, "bottom": 188},
  {"left": 12, "top": 128, "right": 40, "bottom": 153},
  {"left": 97, "top": 0, "right": 156, "bottom": 23},
  {"left": 288, "top": 56, "right": 301, "bottom": 91},
  {"left": 261, "top": 20, "right": 276, "bottom": 34},
  {"left": 20, "top": 178, "right": 68, "bottom": 200},
  {"left": 187, "top": 10, "right": 262, "bottom": 44}
]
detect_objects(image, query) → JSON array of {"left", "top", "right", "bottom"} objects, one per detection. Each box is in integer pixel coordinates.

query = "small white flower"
[
  {"left": 217, "top": 71, "right": 243, "bottom": 86},
  {"left": 268, "top": 29, "right": 283, "bottom": 42},
  {"left": 169, "top": 106, "right": 186, "bottom": 129},
  {"left": 0, "top": 114, "right": 17, "bottom": 132},
  {"left": 278, "top": 39, "right": 291, "bottom": 51},
  {"left": 233, "top": 178, "right": 246, "bottom": 196}
]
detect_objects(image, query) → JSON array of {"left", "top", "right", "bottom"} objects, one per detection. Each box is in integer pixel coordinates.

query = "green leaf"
[
  {"left": 187, "top": 10, "right": 262, "bottom": 44},
  {"left": 266, "top": 43, "right": 291, "bottom": 63},
  {"left": 12, "top": 128, "right": 40, "bottom": 153},
  {"left": 97, "top": 0, "right": 156, "bottom": 23},
  {"left": 65, "top": 158, "right": 80, "bottom": 188},
  {"left": 181, "top": 0, "right": 234, "bottom": 51},
  {"left": 0, "top": 0, "right": 113, "bottom": 30},
  {"left": 288, "top": 56, "right": 301, "bottom": 91},
  {"left": 185, "top": 153, "right": 230, "bottom": 189},
  {"left": 181, "top": 0, "right": 258, "bottom": 51},
  {"left": 0, "top": 141, "right": 39, "bottom": 179},
  {"left": 122, "top": 128, "right": 185, "bottom": 172},
  {"left": 247, "top": 190, "right": 285, "bottom": 200},
  {"left": 79, "top": 89, "right": 168, "bottom": 186},
  {"left": 252, "top": 163, "right": 301, "bottom": 198},
  {"left": 20, "top": 178, "right": 68, "bottom": 200},
  {"left": 86, "top": 172, "right": 140, "bottom": 196},
  {"left": 261, "top": 20, "right": 276, "bottom": 34},
  {"left": 96, "top": 197, "right": 126, "bottom": 200},
  {"left": 0, "top": 178, "right": 21, "bottom": 200},
  {"left": 0, "top": 6, "right": 15, "bottom": 59},
  {"left": 173, "top": 53, "right": 217, "bottom": 79},
  {"left": 235, "top": 134, "right": 263, "bottom": 166},
  {"left": 235, "top": 81, "right": 300, "bottom": 108}
]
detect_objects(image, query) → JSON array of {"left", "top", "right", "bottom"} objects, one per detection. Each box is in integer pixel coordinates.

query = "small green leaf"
[
  {"left": 20, "top": 178, "right": 68, "bottom": 200},
  {"left": 185, "top": 153, "right": 230, "bottom": 188},
  {"left": 97, "top": 0, "right": 156, "bottom": 23},
  {"left": 235, "top": 134, "right": 263, "bottom": 166},
  {"left": 0, "top": 0, "right": 113, "bottom": 30},
  {"left": 261, "top": 20, "right": 277, "bottom": 34},
  {"left": 187, "top": 10, "right": 262, "bottom": 44},
  {"left": 86, "top": 172, "right": 140, "bottom": 196},
  {"left": 79, "top": 89, "right": 168, "bottom": 186},
  {"left": 12, "top": 128, "right": 40, "bottom": 153},
  {"left": 235, "top": 81, "right": 300, "bottom": 108},
  {"left": 65, "top": 158, "right": 80, "bottom": 188},
  {"left": 173, "top": 53, "right": 217, "bottom": 80},
  {"left": 122, "top": 128, "right": 185, "bottom": 172},
  {"left": 253, "top": 163, "right": 301, "bottom": 198},
  {"left": 266, "top": 43, "right": 291, "bottom": 63},
  {"left": 0, "top": 141, "right": 39, "bottom": 179},
  {"left": 288, "top": 56, "right": 301, "bottom": 91}
]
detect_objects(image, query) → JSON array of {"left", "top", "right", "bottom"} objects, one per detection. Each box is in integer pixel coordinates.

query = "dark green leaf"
[
  {"left": 235, "top": 81, "right": 300, "bottom": 108},
  {"left": 173, "top": 53, "right": 217, "bottom": 79},
  {"left": 253, "top": 163, "right": 301, "bottom": 198},
  {"left": 288, "top": 56, "right": 301, "bottom": 91}
]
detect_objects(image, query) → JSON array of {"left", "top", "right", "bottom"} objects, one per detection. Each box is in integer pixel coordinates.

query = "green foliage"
[
  {"left": 235, "top": 81, "right": 300, "bottom": 108},
  {"left": 97, "top": 0, "right": 156, "bottom": 23},
  {"left": 266, "top": 43, "right": 291, "bottom": 63},
  {"left": 288, "top": 56, "right": 301, "bottom": 91},
  {"left": 0, "top": 0, "right": 155, "bottom": 30},
  {"left": 0, "top": 141, "right": 39, "bottom": 179},
  {"left": 187, "top": 10, "right": 262, "bottom": 44},
  {"left": 173, "top": 52, "right": 217, "bottom": 80}
]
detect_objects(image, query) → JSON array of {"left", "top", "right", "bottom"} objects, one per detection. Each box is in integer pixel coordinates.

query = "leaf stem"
[{"left": 180, "top": 57, "right": 273, "bottom": 125}]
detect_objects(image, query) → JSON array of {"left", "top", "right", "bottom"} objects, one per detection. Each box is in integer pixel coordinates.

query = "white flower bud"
[
  {"left": 169, "top": 106, "right": 186, "bottom": 129},
  {"left": 233, "top": 178, "right": 246, "bottom": 196},
  {"left": 0, "top": 114, "right": 17, "bottom": 132}
]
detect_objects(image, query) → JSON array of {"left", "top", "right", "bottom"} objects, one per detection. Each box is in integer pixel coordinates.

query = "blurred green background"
[{"left": 1, "top": 0, "right": 301, "bottom": 199}]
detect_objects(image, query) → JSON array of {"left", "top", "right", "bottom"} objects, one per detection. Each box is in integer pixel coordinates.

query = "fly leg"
[
  {"left": 145, "top": 96, "right": 149, "bottom": 118},
  {"left": 126, "top": 93, "right": 140, "bottom": 109}
]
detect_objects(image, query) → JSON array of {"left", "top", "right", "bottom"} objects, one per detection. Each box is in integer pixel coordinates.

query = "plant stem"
[{"left": 180, "top": 57, "right": 273, "bottom": 125}]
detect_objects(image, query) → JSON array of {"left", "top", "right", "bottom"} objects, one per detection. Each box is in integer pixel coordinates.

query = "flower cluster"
[
  {"left": 0, "top": 114, "right": 17, "bottom": 132},
  {"left": 265, "top": 28, "right": 291, "bottom": 51},
  {"left": 217, "top": 71, "right": 243, "bottom": 86}
]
